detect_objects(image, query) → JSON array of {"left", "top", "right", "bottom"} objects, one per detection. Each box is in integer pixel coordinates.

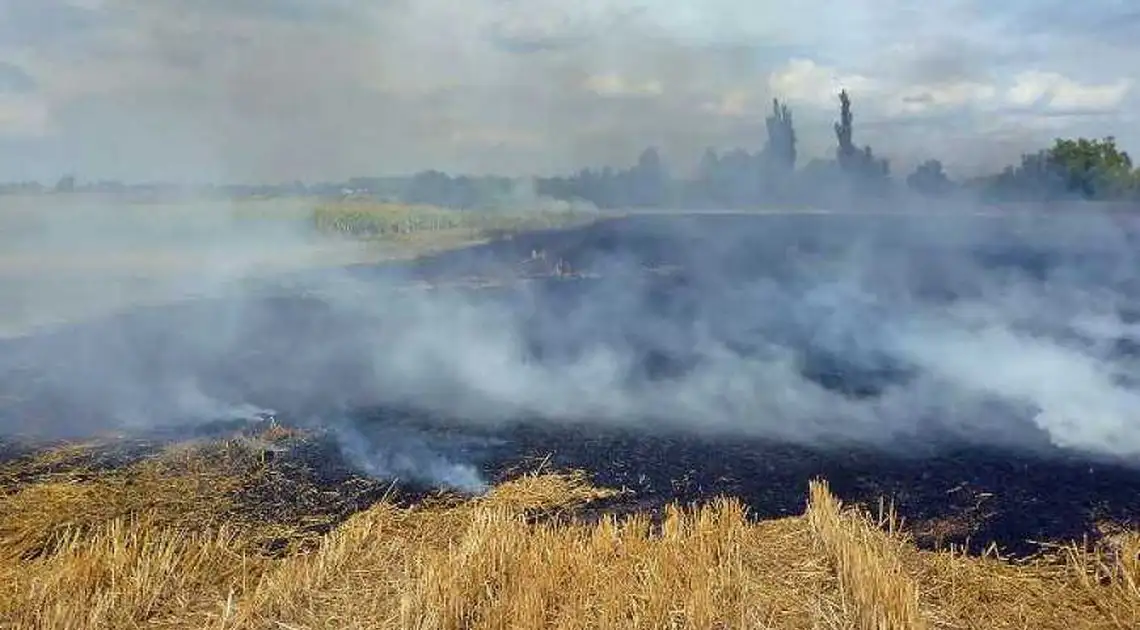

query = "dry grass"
[
  {"left": 807, "top": 479, "right": 926, "bottom": 629},
  {"left": 1, "top": 440, "right": 1139, "bottom": 629},
  {"left": 0, "top": 440, "right": 291, "bottom": 561}
]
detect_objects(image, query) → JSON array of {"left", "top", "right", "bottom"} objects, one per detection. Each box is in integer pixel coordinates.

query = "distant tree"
[
  {"left": 998, "top": 150, "right": 1065, "bottom": 200},
  {"left": 535, "top": 149, "right": 671, "bottom": 209},
  {"left": 689, "top": 147, "right": 765, "bottom": 208},
  {"left": 764, "top": 99, "right": 797, "bottom": 172},
  {"left": 92, "top": 179, "right": 127, "bottom": 194},
  {"left": 861, "top": 146, "right": 890, "bottom": 181},
  {"left": 400, "top": 171, "right": 515, "bottom": 208},
  {"left": 906, "top": 159, "right": 954, "bottom": 197},
  {"left": 1047, "top": 136, "right": 1135, "bottom": 199},
  {"left": 834, "top": 90, "right": 857, "bottom": 171},
  {"left": 794, "top": 158, "right": 843, "bottom": 204},
  {"left": 832, "top": 91, "right": 889, "bottom": 196},
  {"left": 404, "top": 170, "right": 452, "bottom": 205},
  {"left": 981, "top": 136, "right": 1139, "bottom": 201},
  {"left": 54, "top": 174, "right": 76, "bottom": 193},
  {"left": 0, "top": 180, "right": 43, "bottom": 195},
  {"left": 800, "top": 158, "right": 840, "bottom": 181},
  {"left": 690, "top": 148, "right": 725, "bottom": 208},
  {"left": 629, "top": 147, "right": 668, "bottom": 207},
  {"left": 696, "top": 149, "right": 720, "bottom": 184}
]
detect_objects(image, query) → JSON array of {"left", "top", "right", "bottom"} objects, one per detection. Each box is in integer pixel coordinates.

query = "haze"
[
  {"left": 2, "top": 1, "right": 1140, "bottom": 494},
  {"left": 0, "top": 0, "right": 1137, "bottom": 182}
]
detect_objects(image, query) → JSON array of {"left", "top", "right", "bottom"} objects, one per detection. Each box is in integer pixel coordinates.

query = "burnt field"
[{"left": 4, "top": 211, "right": 1140, "bottom": 557}]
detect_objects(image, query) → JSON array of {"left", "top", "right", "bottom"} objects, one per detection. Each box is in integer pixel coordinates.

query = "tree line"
[
  {"left": 8, "top": 90, "right": 1138, "bottom": 208},
  {"left": 531, "top": 90, "right": 1140, "bottom": 209}
]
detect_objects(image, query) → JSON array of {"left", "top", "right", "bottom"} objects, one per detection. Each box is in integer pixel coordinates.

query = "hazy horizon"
[{"left": 0, "top": 1, "right": 1137, "bottom": 183}]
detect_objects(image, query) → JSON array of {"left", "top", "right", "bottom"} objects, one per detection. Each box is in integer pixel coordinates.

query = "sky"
[{"left": 0, "top": 0, "right": 1137, "bottom": 183}]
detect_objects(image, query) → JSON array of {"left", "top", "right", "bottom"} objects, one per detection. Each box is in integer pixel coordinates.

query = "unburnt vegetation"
[
  {"left": 310, "top": 201, "right": 599, "bottom": 243},
  {"left": 0, "top": 431, "right": 1138, "bottom": 630}
]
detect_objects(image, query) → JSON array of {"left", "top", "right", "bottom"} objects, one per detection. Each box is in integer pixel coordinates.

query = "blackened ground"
[
  {"left": 4, "top": 211, "right": 1140, "bottom": 557},
  {"left": 330, "top": 407, "right": 1140, "bottom": 558},
  {"left": 482, "top": 422, "right": 1140, "bottom": 556},
  {"left": 8, "top": 412, "right": 1137, "bottom": 558},
  {"left": 4, "top": 408, "right": 1138, "bottom": 560}
]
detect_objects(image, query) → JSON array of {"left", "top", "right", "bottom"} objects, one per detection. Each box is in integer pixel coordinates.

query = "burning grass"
[{"left": 1, "top": 435, "right": 1139, "bottom": 629}]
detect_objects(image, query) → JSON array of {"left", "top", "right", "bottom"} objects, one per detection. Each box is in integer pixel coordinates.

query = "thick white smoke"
[
  {"left": 4, "top": 2, "right": 1139, "bottom": 492},
  {"left": 3, "top": 197, "right": 1140, "bottom": 490}
]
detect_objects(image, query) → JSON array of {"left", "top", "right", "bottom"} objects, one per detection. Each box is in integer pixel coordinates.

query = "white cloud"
[
  {"left": 888, "top": 82, "right": 998, "bottom": 115},
  {"left": 767, "top": 59, "right": 878, "bottom": 109},
  {"left": 768, "top": 59, "right": 1003, "bottom": 118},
  {"left": 583, "top": 73, "right": 664, "bottom": 97},
  {"left": 1006, "top": 71, "right": 1132, "bottom": 111},
  {"left": 700, "top": 89, "right": 754, "bottom": 117},
  {"left": 768, "top": 57, "right": 1134, "bottom": 123}
]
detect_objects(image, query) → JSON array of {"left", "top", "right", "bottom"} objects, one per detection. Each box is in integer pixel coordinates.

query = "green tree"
[
  {"left": 985, "top": 137, "right": 1139, "bottom": 201},
  {"left": 1046, "top": 136, "right": 1135, "bottom": 199}
]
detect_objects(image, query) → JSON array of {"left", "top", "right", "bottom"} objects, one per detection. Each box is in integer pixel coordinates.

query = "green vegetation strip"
[{"left": 311, "top": 201, "right": 599, "bottom": 240}]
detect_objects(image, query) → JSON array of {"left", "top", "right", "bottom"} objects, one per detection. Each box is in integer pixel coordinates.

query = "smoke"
[
  {"left": 4, "top": 3, "right": 1140, "bottom": 492},
  {"left": 2, "top": 196, "right": 1140, "bottom": 491},
  {"left": 338, "top": 206, "right": 1140, "bottom": 466},
  {"left": 329, "top": 419, "right": 492, "bottom": 494}
]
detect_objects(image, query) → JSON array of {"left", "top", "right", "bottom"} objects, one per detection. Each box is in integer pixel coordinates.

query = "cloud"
[
  {"left": 482, "top": 0, "right": 630, "bottom": 53},
  {"left": 0, "top": 95, "right": 53, "bottom": 138},
  {"left": 0, "top": 63, "right": 37, "bottom": 94},
  {"left": 768, "top": 59, "right": 879, "bottom": 109},
  {"left": 889, "top": 83, "right": 999, "bottom": 116},
  {"left": 700, "top": 89, "right": 754, "bottom": 117},
  {"left": 583, "top": 74, "right": 664, "bottom": 98},
  {"left": 0, "top": 0, "right": 1136, "bottom": 181},
  {"left": 767, "top": 58, "right": 1131, "bottom": 120},
  {"left": 1006, "top": 71, "right": 1132, "bottom": 112}
]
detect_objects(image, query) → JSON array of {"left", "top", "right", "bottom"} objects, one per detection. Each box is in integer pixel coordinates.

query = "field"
[
  {"left": 310, "top": 199, "right": 599, "bottom": 245},
  {"left": 2, "top": 200, "right": 1140, "bottom": 628},
  {"left": 0, "top": 195, "right": 599, "bottom": 337},
  {"left": 1, "top": 430, "right": 1138, "bottom": 629}
]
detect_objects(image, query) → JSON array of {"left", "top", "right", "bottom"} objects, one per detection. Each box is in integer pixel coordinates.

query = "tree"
[
  {"left": 54, "top": 174, "right": 76, "bottom": 193},
  {"left": 1046, "top": 136, "right": 1135, "bottom": 199},
  {"left": 834, "top": 90, "right": 856, "bottom": 170},
  {"left": 982, "top": 137, "right": 1138, "bottom": 201},
  {"left": 906, "top": 160, "right": 953, "bottom": 197},
  {"left": 629, "top": 147, "right": 668, "bottom": 207},
  {"left": 832, "top": 90, "right": 889, "bottom": 195},
  {"left": 534, "top": 148, "right": 672, "bottom": 209},
  {"left": 765, "top": 98, "right": 797, "bottom": 172}
]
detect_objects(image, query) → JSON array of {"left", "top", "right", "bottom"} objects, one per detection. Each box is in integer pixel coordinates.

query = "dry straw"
[{"left": 1, "top": 439, "right": 1139, "bottom": 629}]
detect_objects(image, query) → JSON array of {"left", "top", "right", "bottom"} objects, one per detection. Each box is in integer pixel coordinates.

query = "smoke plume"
[
  {"left": 3, "top": 2, "right": 1140, "bottom": 491},
  {"left": 2, "top": 197, "right": 1140, "bottom": 491}
]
